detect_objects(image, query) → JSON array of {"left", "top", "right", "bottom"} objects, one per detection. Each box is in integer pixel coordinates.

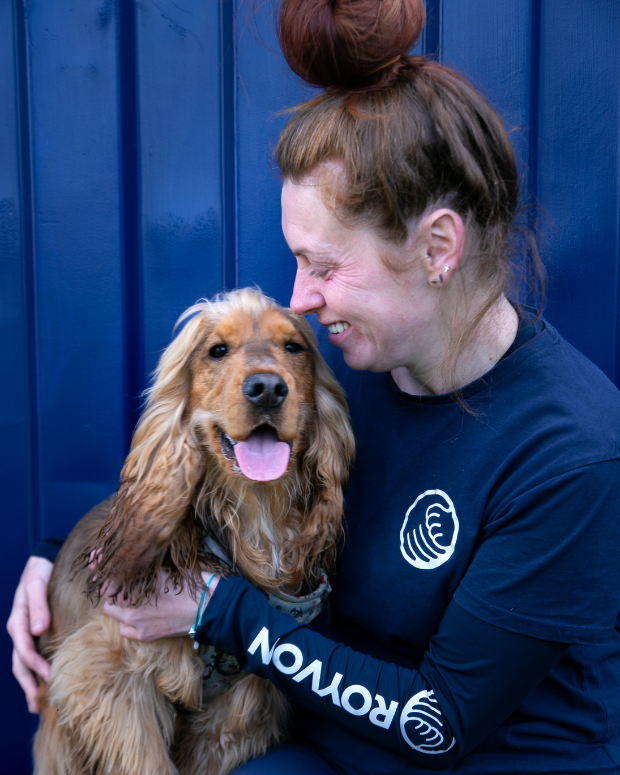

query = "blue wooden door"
[{"left": 2, "top": 1, "right": 619, "bottom": 770}]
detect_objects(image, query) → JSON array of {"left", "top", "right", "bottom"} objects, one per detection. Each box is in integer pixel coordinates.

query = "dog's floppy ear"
[
  {"left": 293, "top": 315, "right": 355, "bottom": 576},
  {"left": 82, "top": 311, "right": 213, "bottom": 605}
]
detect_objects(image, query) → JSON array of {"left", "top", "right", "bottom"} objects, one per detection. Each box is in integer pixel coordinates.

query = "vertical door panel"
[
  {"left": 1, "top": 2, "right": 31, "bottom": 559},
  {"left": 1, "top": 3, "right": 38, "bottom": 770},
  {"left": 442, "top": 0, "right": 533, "bottom": 167},
  {"left": 537, "top": 0, "right": 620, "bottom": 381},
  {"left": 25, "top": 0, "right": 126, "bottom": 536},
  {"left": 135, "top": 0, "right": 225, "bottom": 379},
  {"left": 234, "top": 2, "right": 313, "bottom": 305}
]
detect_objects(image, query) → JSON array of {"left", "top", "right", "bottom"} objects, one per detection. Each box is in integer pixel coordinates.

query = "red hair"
[{"left": 278, "top": 0, "right": 425, "bottom": 89}]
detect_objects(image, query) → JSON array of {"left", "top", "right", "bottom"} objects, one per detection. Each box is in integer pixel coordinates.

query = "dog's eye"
[
  {"left": 209, "top": 344, "right": 228, "bottom": 359},
  {"left": 285, "top": 341, "right": 305, "bottom": 354}
]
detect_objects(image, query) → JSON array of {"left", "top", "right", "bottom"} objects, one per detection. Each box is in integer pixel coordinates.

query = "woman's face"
[{"left": 282, "top": 177, "right": 441, "bottom": 374}]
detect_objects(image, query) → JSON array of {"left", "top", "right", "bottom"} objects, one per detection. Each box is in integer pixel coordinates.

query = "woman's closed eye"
[
  {"left": 310, "top": 267, "right": 330, "bottom": 279},
  {"left": 308, "top": 260, "right": 337, "bottom": 279},
  {"left": 294, "top": 252, "right": 336, "bottom": 279}
]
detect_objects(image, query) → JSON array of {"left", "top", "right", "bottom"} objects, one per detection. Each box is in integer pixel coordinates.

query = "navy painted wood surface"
[{"left": 2, "top": 1, "right": 619, "bottom": 770}]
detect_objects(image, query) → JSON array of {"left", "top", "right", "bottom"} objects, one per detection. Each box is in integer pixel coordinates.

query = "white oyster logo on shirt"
[
  {"left": 400, "top": 689, "right": 456, "bottom": 754},
  {"left": 400, "top": 489, "right": 459, "bottom": 570}
]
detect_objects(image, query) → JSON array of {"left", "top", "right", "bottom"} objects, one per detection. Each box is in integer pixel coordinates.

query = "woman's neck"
[{"left": 391, "top": 296, "right": 519, "bottom": 397}]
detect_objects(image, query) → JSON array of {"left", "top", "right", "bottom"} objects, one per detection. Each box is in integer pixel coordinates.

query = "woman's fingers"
[
  {"left": 102, "top": 596, "right": 127, "bottom": 620},
  {"left": 12, "top": 649, "right": 41, "bottom": 714},
  {"left": 100, "top": 578, "right": 120, "bottom": 599},
  {"left": 26, "top": 573, "right": 52, "bottom": 636},
  {"left": 102, "top": 599, "right": 151, "bottom": 641},
  {"left": 118, "top": 623, "right": 142, "bottom": 640},
  {"left": 88, "top": 548, "right": 103, "bottom": 579},
  {"left": 8, "top": 595, "right": 52, "bottom": 681},
  {"left": 7, "top": 557, "right": 55, "bottom": 712},
  {"left": 7, "top": 559, "right": 53, "bottom": 680}
]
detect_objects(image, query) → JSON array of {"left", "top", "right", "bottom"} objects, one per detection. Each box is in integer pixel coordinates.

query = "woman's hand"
[
  {"left": 102, "top": 571, "right": 220, "bottom": 641},
  {"left": 7, "top": 556, "right": 54, "bottom": 713}
]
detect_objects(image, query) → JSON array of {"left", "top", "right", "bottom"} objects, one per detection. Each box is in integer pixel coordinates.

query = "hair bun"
[{"left": 277, "top": 0, "right": 425, "bottom": 89}]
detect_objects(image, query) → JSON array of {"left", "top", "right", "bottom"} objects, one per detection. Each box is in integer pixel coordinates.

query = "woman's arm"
[
  {"left": 196, "top": 576, "right": 568, "bottom": 769},
  {"left": 7, "top": 537, "right": 214, "bottom": 713}
]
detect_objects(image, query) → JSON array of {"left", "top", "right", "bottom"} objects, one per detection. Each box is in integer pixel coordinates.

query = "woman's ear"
[
  {"left": 421, "top": 208, "right": 465, "bottom": 287},
  {"left": 81, "top": 314, "right": 211, "bottom": 605}
]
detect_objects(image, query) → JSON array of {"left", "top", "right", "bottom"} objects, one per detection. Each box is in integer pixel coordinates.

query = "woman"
[{"left": 9, "top": 0, "right": 620, "bottom": 772}]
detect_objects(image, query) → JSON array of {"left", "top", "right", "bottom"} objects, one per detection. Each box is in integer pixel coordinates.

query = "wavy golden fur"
[{"left": 34, "top": 289, "right": 354, "bottom": 775}]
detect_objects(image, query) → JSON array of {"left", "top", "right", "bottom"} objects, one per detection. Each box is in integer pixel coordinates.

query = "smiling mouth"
[
  {"left": 218, "top": 425, "right": 292, "bottom": 481},
  {"left": 327, "top": 321, "right": 350, "bottom": 334}
]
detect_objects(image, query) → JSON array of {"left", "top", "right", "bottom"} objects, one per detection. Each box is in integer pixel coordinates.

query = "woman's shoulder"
[
  {"left": 526, "top": 317, "right": 619, "bottom": 403},
  {"left": 497, "top": 317, "right": 620, "bottom": 464}
]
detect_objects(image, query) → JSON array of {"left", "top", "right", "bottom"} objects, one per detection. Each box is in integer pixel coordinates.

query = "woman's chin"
[
  {"left": 331, "top": 330, "right": 388, "bottom": 372},
  {"left": 340, "top": 346, "right": 381, "bottom": 373}
]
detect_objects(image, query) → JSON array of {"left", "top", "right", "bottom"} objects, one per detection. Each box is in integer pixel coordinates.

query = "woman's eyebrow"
[{"left": 293, "top": 248, "right": 337, "bottom": 263}]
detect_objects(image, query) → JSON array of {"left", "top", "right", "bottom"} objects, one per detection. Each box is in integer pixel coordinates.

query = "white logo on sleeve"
[
  {"left": 400, "top": 690, "right": 456, "bottom": 754},
  {"left": 400, "top": 490, "right": 458, "bottom": 570}
]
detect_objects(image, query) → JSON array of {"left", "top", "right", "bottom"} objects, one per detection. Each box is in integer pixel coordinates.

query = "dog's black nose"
[{"left": 242, "top": 373, "right": 289, "bottom": 409}]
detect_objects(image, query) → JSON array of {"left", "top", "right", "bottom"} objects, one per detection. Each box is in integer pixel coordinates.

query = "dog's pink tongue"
[{"left": 234, "top": 426, "right": 291, "bottom": 481}]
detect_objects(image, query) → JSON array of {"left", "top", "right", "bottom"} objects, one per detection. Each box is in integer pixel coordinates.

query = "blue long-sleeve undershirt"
[
  {"left": 32, "top": 535, "right": 69, "bottom": 563},
  {"left": 196, "top": 575, "right": 568, "bottom": 769}
]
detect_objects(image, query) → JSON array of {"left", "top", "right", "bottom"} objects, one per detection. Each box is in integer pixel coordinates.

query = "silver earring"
[{"left": 443, "top": 266, "right": 451, "bottom": 273}]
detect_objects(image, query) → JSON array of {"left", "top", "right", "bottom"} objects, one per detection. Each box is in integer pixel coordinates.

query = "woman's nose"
[{"left": 290, "top": 272, "right": 324, "bottom": 315}]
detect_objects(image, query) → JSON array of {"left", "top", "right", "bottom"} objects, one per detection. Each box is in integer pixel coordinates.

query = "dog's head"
[
  {"left": 187, "top": 295, "right": 317, "bottom": 483},
  {"left": 84, "top": 289, "right": 354, "bottom": 602}
]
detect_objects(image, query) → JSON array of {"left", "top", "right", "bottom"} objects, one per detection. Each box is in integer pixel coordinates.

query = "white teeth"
[
  {"left": 327, "top": 321, "right": 350, "bottom": 334},
  {"left": 224, "top": 433, "right": 237, "bottom": 445}
]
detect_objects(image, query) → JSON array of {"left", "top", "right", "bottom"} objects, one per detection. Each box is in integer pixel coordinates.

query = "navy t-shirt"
[
  {"left": 315, "top": 313, "right": 620, "bottom": 767},
  {"left": 198, "top": 312, "right": 620, "bottom": 774}
]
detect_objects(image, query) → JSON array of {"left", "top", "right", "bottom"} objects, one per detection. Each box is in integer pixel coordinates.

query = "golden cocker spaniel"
[{"left": 34, "top": 288, "right": 354, "bottom": 775}]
